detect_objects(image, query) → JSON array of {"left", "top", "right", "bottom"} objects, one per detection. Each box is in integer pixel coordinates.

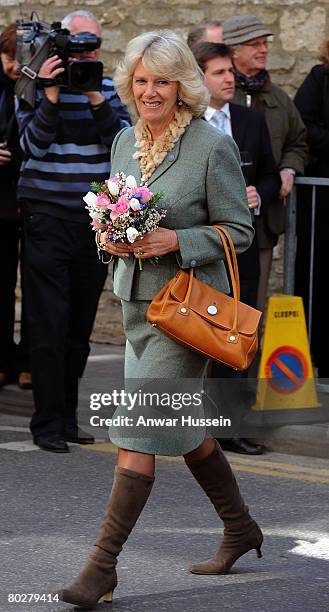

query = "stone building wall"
[
  {"left": 3, "top": 0, "right": 327, "bottom": 94},
  {"left": 6, "top": 0, "right": 328, "bottom": 343}
]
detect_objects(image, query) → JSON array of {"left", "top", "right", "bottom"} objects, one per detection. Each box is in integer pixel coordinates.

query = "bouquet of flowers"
[{"left": 83, "top": 172, "right": 166, "bottom": 270}]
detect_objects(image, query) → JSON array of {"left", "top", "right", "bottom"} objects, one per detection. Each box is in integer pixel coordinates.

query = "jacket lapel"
[
  {"left": 124, "top": 156, "right": 142, "bottom": 185},
  {"left": 147, "top": 136, "right": 182, "bottom": 187},
  {"left": 230, "top": 102, "right": 248, "bottom": 149}
]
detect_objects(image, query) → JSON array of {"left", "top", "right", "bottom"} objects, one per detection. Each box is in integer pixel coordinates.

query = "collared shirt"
[{"left": 205, "top": 103, "right": 232, "bottom": 137}]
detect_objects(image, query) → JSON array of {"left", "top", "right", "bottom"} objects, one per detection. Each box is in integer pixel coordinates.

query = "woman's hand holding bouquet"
[{"left": 83, "top": 172, "right": 169, "bottom": 270}]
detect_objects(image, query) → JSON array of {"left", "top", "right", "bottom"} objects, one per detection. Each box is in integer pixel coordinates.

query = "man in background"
[
  {"left": 222, "top": 14, "right": 308, "bottom": 313},
  {"left": 194, "top": 41, "right": 280, "bottom": 455},
  {"left": 187, "top": 20, "right": 223, "bottom": 51},
  {"left": 17, "top": 11, "right": 130, "bottom": 453}
]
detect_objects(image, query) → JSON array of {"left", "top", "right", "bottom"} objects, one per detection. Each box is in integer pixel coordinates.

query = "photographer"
[
  {"left": 16, "top": 10, "right": 130, "bottom": 453},
  {"left": 0, "top": 22, "right": 30, "bottom": 389}
]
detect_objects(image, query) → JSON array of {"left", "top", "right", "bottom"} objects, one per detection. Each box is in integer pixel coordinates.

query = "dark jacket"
[
  {"left": 233, "top": 78, "right": 308, "bottom": 247},
  {"left": 294, "top": 63, "right": 329, "bottom": 241},
  {"left": 0, "top": 64, "right": 21, "bottom": 219},
  {"left": 234, "top": 79, "right": 308, "bottom": 173},
  {"left": 294, "top": 64, "right": 329, "bottom": 173},
  {"left": 229, "top": 102, "right": 280, "bottom": 305},
  {"left": 230, "top": 102, "right": 280, "bottom": 208}
]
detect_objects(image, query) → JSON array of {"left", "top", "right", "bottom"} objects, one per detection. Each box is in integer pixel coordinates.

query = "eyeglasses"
[{"left": 242, "top": 39, "right": 270, "bottom": 50}]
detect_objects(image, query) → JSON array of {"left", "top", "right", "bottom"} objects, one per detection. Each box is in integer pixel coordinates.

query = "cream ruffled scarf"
[{"left": 133, "top": 109, "right": 193, "bottom": 184}]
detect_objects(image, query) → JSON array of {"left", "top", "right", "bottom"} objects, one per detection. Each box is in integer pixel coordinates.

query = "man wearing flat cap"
[{"left": 223, "top": 14, "right": 308, "bottom": 314}]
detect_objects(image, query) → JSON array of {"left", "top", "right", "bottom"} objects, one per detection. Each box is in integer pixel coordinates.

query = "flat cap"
[{"left": 223, "top": 14, "right": 272, "bottom": 46}]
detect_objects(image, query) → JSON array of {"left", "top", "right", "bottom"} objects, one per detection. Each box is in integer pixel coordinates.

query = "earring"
[{"left": 177, "top": 96, "right": 183, "bottom": 106}]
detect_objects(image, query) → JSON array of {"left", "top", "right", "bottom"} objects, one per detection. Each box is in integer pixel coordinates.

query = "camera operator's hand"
[
  {"left": 84, "top": 92, "right": 105, "bottom": 107},
  {"left": 0, "top": 142, "right": 12, "bottom": 166},
  {"left": 38, "top": 56, "right": 65, "bottom": 104}
]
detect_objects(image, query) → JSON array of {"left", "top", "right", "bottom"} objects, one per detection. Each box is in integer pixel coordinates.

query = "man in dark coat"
[
  {"left": 194, "top": 42, "right": 280, "bottom": 454},
  {"left": 222, "top": 14, "right": 308, "bottom": 313},
  {"left": 294, "top": 58, "right": 329, "bottom": 377}
]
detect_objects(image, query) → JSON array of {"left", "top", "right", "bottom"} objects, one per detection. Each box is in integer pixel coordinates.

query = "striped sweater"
[{"left": 16, "top": 78, "right": 130, "bottom": 217}]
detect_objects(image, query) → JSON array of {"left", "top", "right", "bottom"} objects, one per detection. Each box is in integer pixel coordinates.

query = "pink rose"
[
  {"left": 131, "top": 186, "right": 153, "bottom": 204},
  {"left": 115, "top": 196, "right": 130, "bottom": 214},
  {"left": 96, "top": 193, "right": 110, "bottom": 208},
  {"left": 108, "top": 196, "right": 129, "bottom": 221},
  {"left": 91, "top": 220, "right": 106, "bottom": 230}
]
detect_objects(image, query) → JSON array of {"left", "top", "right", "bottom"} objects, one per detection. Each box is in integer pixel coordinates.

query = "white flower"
[
  {"left": 107, "top": 180, "right": 119, "bottom": 197},
  {"left": 130, "top": 198, "right": 141, "bottom": 211},
  {"left": 89, "top": 211, "right": 101, "bottom": 220},
  {"left": 126, "top": 227, "right": 139, "bottom": 243},
  {"left": 125, "top": 175, "right": 137, "bottom": 189},
  {"left": 83, "top": 191, "right": 98, "bottom": 207}
]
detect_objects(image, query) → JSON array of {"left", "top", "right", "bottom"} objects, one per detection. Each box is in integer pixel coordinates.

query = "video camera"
[{"left": 16, "top": 17, "right": 103, "bottom": 94}]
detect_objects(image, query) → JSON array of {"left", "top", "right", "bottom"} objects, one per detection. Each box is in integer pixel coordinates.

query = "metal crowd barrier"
[{"left": 284, "top": 176, "right": 329, "bottom": 340}]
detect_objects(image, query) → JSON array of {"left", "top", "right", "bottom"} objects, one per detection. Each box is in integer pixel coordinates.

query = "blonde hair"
[{"left": 115, "top": 30, "right": 209, "bottom": 117}]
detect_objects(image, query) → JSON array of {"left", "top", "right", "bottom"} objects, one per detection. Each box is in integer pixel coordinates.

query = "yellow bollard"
[{"left": 253, "top": 295, "right": 320, "bottom": 411}]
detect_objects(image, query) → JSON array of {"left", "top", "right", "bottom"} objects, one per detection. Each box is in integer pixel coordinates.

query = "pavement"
[
  {"left": 1, "top": 343, "right": 329, "bottom": 612},
  {"left": 0, "top": 342, "right": 328, "bottom": 459},
  {"left": 0, "top": 426, "right": 329, "bottom": 612}
]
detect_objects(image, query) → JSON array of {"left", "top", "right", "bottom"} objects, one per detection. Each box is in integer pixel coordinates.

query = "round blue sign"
[{"left": 265, "top": 346, "right": 308, "bottom": 394}]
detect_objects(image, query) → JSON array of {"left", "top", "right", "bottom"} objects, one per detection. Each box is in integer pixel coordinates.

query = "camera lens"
[
  {"left": 67, "top": 60, "right": 103, "bottom": 92},
  {"left": 71, "top": 64, "right": 89, "bottom": 87}
]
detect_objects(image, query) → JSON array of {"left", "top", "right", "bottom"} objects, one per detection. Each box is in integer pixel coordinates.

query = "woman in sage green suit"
[
  {"left": 61, "top": 31, "right": 263, "bottom": 609},
  {"left": 108, "top": 113, "right": 253, "bottom": 457}
]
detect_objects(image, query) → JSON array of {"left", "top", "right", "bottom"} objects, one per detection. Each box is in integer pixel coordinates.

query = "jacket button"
[
  {"left": 167, "top": 153, "right": 175, "bottom": 161},
  {"left": 190, "top": 259, "right": 197, "bottom": 267}
]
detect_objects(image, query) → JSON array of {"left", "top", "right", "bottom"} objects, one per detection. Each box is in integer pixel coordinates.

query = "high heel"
[
  {"left": 186, "top": 440, "right": 264, "bottom": 575},
  {"left": 256, "top": 544, "right": 262, "bottom": 559},
  {"left": 61, "top": 467, "right": 154, "bottom": 608},
  {"left": 190, "top": 521, "right": 263, "bottom": 575},
  {"left": 100, "top": 591, "right": 114, "bottom": 602},
  {"left": 60, "top": 547, "right": 117, "bottom": 608}
]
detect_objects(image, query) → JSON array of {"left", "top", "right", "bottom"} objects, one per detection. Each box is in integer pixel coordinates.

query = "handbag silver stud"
[
  {"left": 180, "top": 307, "right": 188, "bottom": 313},
  {"left": 207, "top": 304, "right": 218, "bottom": 315},
  {"left": 229, "top": 335, "right": 236, "bottom": 341}
]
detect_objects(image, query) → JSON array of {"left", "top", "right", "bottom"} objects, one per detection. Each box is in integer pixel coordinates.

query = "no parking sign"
[
  {"left": 254, "top": 296, "right": 319, "bottom": 411},
  {"left": 265, "top": 346, "right": 309, "bottom": 394}
]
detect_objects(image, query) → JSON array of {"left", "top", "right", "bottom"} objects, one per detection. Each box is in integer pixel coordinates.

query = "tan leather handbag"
[{"left": 147, "top": 226, "right": 262, "bottom": 370}]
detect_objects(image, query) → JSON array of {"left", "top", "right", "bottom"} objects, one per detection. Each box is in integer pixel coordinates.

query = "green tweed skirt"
[{"left": 108, "top": 299, "right": 208, "bottom": 456}]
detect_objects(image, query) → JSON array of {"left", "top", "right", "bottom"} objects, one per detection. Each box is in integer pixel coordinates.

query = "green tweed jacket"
[{"left": 110, "top": 117, "right": 254, "bottom": 301}]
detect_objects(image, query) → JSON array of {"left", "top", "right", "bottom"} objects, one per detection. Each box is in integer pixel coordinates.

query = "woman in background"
[{"left": 0, "top": 23, "right": 30, "bottom": 389}]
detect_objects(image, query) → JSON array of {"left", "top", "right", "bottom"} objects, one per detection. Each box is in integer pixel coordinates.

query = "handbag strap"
[
  {"left": 215, "top": 226, "right": 239, "bottom": 332},
  {"left": 184, "top": 225, "right": 241, "bottom": 334},
  {"left": 215, "top": 226, "right": 241, "bottom": 301}
]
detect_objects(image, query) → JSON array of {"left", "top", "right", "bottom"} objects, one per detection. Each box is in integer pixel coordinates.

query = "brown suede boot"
[
  {"left": 186, "top": 440, "right": 263, "bottom": 575},
  {"left": 61, "top": 466, "right": 154, "bottom": 608}
]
